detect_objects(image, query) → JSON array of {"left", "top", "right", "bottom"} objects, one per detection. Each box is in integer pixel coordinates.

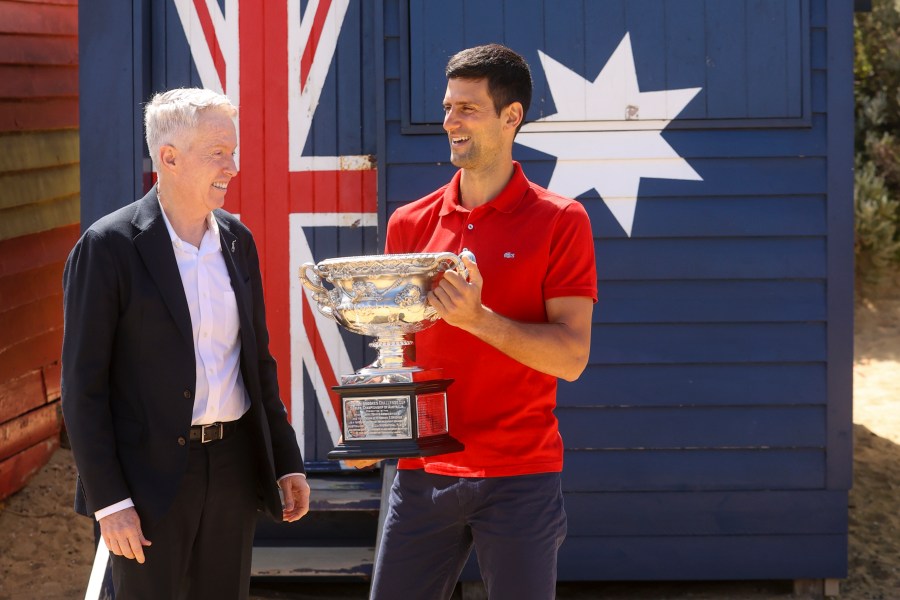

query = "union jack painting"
[{"left": 169, "top": 0, "right": 377, "bottom": 461}]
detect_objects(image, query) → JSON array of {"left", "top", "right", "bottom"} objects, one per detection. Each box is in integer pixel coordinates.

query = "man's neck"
[
  {"left": 458, "top": 160, "right": 515, "bottom": 210},
  {"left": 158, "top": 188, "right": 209, "bottom": 248}
]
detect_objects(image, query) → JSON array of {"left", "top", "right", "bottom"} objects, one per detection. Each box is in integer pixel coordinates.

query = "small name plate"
[{"left": 343, "top": 396, "right": 413, "bottom": 441}]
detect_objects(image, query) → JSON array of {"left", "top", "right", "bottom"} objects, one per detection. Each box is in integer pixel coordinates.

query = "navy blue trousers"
[{"left": 370, "top": 469, "right": 567, "bottom": 600}]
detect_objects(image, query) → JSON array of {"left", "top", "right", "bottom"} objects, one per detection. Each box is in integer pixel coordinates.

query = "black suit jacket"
[{"left": 61, "top": 187, "right": 303, "bottom": 524}]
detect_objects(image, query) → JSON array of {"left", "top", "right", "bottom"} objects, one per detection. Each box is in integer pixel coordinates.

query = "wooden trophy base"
[{"left": 327, "top": 379, "right": 464, "bottom": 460}]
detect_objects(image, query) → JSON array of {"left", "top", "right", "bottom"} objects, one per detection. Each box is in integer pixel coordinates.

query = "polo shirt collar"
[{"left": 439, "top": 161, "right": 529, "bottom": 216}]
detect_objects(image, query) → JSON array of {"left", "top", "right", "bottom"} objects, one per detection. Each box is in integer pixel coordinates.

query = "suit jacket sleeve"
[{"left": 61, "top": 229, "right": 132, "bottom": 514}]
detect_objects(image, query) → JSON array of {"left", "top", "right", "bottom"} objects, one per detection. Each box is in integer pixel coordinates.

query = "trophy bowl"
[
  {"left": 299, "top": 252, "right": 468, "bottom": 459},
  {"left": 299, "top": 252, "right": 465, "bottom": 379}
]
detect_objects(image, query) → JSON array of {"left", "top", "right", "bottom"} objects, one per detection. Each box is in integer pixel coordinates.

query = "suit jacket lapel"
[
  {"left": 216, "top": 214, "right": 255, "bottom": 347},
  {"left": 131, "top": 187, "right": 194, "bottom": 346}
]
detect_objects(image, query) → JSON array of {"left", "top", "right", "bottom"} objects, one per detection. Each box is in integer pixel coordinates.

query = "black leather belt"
[{"left": 189, "top": 420, "right": 240, "bottom": 443}]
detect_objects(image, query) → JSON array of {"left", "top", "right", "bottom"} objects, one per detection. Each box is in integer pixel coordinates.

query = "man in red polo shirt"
[{"left": 365, "top": 44, "right": 597, "bottom": 599}]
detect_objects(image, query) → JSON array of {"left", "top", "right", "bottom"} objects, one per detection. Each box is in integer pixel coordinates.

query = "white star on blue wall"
[{"left": 517, "top": 33, "right": 703, "bottom": 237}]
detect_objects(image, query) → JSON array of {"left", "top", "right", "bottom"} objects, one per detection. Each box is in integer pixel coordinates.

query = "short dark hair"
[{"left": 445, "top": 44, "right": 532, "bottom": 128}]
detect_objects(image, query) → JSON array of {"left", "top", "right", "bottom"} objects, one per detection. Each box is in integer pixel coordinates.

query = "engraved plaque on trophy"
[{"left": 299, "top": 252, "right": 469, "bottom": 459}]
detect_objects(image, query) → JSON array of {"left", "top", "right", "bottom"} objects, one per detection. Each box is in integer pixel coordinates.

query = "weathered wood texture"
[
  {"left": 0, "top": 225, "right": 75, "bottom": 499},
  {"left": 0, "top": 0, "right": 80, "bottom": 500},
  {"left": 0, "top": 0, "right": 78, "bottom": 131},
  {"left": 0, "top": 131, "right": 80, "bottom": 241},
  {"left": 0, "top": 435, "right": 59, "bottom": 502}
]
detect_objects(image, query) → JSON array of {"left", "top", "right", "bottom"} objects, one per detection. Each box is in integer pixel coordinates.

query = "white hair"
[{"left": 144, "top": 88, "right": 237, "bottom": 168}]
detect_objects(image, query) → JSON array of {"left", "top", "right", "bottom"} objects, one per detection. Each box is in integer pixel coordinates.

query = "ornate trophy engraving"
[{"left": 299, "top": 252, "right": 470, "bottom": 459}]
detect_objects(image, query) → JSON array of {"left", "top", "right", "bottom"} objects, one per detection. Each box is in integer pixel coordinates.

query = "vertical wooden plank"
[
  {"left": 664, "top": 0, "right": 706, "bottom": 118},
  {"left": 375, "top": 0, "right": 388, "bottom": 251},
  {"left": 408, "top": 0, "right": 462, "bottom": 124},
  {"left": 309, "top": 6, "right": 339, "bottom": 157},
  {"left": 307, "top": 220, "right": 338, "bottom": 459},
  {"left": 810, "top": 0, "right": 826, "bottom": 26},
  {"left": 503, "top": 0, "right": 545, "bottom": 120},
  {"left": 824, "top": 0, "right": 854, "bottom": 491},
  {"left": 746, "top": 0, "right": 788, "bottom": 117},
  {"left": 625, "top": 0, "right": 665, "bottom": 92},
  {"left": 583, "top": 0, "right": 627, "bottom": 100},
  {"left": 405, "top": 0, "right": 424, "bottom": 124},
  {"left": 134, "top": 0, "right": 151, "bottom": 199},
  {"left": 705, "top": 0, "right": 748, "bottom": 118},
  {"left": 544, "top": 0, "right": 586, "bottom": 87},
  {"left": 462, "top": 0, "right": 503, "bottom": 48},
  {"left": 542, "top": 0, "right": 586, "bottom": 122},
  {"left": 78, "top": 0, "right": 137, "bottom": 227},
  {"left": 784, "top": 0, "right": 804, "bottom": 117},
  {"left": 358, "top": 0, "right": 377, "bottom": 153},
  {"left": 424, "top": 0, "right": 461, "bottom": 117},
  {"left": 238, "top": 0, "right": 264, "bottom": 235},
  {"left": 165, "top": 0, "right": 192, "bottom": 88},
  {"left": 263, "top": 0, "right": 293, "bottom": 420},
  {"left": 151, "top": 0, "right": 167, "bottom": 91},
  {"left": 336, "top": 0, "right": 362, "bottom": 157}
]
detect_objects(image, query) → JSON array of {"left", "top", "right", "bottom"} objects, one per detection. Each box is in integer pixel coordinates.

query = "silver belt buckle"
[{"left": 201, "top": 422, "right": 223, "bottom": 443}]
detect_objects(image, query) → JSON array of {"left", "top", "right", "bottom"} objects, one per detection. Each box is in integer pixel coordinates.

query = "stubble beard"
[{"left": 449, "top": 142, "right": 479, "bottom": 170}]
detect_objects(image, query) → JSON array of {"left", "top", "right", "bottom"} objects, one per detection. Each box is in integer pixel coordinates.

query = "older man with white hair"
[{"left": 62, "top": 88, "right": 309, "bottom": 599}]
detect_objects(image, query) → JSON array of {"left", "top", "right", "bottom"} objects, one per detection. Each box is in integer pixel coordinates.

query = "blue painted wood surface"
[
  {"left": 553, "top": 535, "right": 847, "bottom": 580},
  {"left": 596, "top": 280, "right": 826, "bottom": 322},
  {"left": 824, "top": 0, "right": 855, "bottom": 491},
  {"left": 563, "top": 449, "right": 824, "bottom": 491},
  {"left": 406, "top": 0, "right": 808, "bottom": 125},
  {"left": 559, "top": 363, "right": 826, "bottom": 408},
  {"left": 563, "top": 490, "right": 847, "bottom": 536},
  {"left": 558, "top": 406, "right": 826, "bottom": 449},
  {"left": 79, "top": 0, "right": 143, "bottom": 228}
]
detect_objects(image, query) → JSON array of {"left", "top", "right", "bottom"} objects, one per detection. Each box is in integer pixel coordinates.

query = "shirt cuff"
[
  {"left": 94, "top": 498, "right": 135, "bottom": 521},
  {"left": 277, "top": 472, "right": 306, "bottom": 483}
]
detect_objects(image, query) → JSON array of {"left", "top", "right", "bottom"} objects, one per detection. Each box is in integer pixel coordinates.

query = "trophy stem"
[{"left": 368, "top": 332, "right": 414, "bottom": 371}]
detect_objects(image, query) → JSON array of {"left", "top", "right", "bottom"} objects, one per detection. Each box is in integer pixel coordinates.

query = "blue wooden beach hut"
[{"left": 78, "top": 0, "right": 855, "bottom": 589}]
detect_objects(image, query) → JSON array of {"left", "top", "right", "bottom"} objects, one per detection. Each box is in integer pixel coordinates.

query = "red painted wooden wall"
[{"left": 0, "top": 0, "right": 79, "bottom": 500}]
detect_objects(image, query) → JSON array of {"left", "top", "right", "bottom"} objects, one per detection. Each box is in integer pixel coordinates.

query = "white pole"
[{"left": 84, "top": 541, "right": 109, "bottom": 600}]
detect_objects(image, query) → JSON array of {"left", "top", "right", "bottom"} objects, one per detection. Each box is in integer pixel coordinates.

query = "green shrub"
[
  {"left": 854, "top": 0, "right": 900, "bottom": 280},
  {"left": 855, "top": 159, "right": 900, "bottom": 278}
]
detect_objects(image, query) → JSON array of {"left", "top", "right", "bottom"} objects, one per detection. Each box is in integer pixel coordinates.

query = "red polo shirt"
[{"left": 385, "top": 162, "right": 597, "bottom": 477}]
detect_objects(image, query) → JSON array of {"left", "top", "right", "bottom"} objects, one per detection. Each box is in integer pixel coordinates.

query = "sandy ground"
[{"left": 1, "top": 278, "right": 898, "bottom": 600}]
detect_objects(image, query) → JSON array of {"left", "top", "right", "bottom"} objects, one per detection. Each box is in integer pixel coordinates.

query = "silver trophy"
[{"left": 299, "top": 252, "right": 470, "bottom": 459}]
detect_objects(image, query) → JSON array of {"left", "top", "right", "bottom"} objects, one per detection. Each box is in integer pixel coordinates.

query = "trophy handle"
[
  {"left": 298, "top": 262, "right": 338, "bottom": 321},
  {"left": 432, "top": 249, "right": 475, "bottom": 280}
]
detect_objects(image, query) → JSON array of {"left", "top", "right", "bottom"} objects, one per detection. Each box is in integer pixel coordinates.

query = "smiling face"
[
  {"left": 162, "top": 108, "right": 238, "bottom": 216},
  {"left": 442, "top": 77, "right": 511, "bottom": 172}
]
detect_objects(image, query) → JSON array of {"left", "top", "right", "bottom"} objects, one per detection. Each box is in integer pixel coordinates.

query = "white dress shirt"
[{"left": 161, "top": 203, "right": 250, "bottom": 426}]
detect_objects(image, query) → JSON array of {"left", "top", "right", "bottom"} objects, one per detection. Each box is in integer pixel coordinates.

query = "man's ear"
[
  {"left": 504, "top": 102, "right": 524, "bottom": 131},
  {"left": 159, "top": 145, "right": 177, "bottom": 172}
]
